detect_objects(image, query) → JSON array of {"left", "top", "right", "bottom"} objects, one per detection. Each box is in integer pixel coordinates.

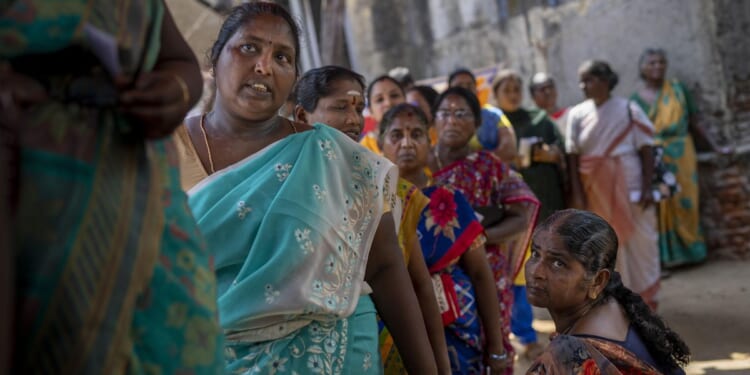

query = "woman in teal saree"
[
  {"left": 177, "top": 3, "right": 437, "bottom": 374},
  {"left": 3, "top": 0, "right": 223, "bottom": 373}
]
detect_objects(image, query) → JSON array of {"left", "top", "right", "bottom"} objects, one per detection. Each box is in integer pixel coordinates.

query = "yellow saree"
[{"left": 631, "top": 80, "right": 707, "bottom": 267}]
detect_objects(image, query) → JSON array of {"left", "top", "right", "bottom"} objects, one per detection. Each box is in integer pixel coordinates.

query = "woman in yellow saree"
[{"left": 630, "top": 48, "right": 723, "bottom": 268}]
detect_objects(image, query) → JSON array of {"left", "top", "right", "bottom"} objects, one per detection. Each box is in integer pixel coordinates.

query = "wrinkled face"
[
  {"left": 525, "top": 229, "right": 591, "bottom": 313},
  {"left": 531, "top": 81, "right": 557, "bottom": 111},
  {"left": 641, "top": 53, "right": 667, "bottom": 82},
  {"left": 578, "top": 72, "right": 609, "bottom": 101},
  {"left": 380, "top": 113, "right": 430, "bottom": 174},
  {"left": 434, "top": 94, "right": 476, "bottom": 149},
  {"left": 495, "top": 78, "right": 523, "bottom": 112},
  {"left": 369, "top": 79, "right": 405, "bottom": 123},
  {"left": 450, "top": 73, "right": 477, "bottom": 94},
  {"left": 214, "top": 14, "right": 297, "bottom": 121},
  {"left": 302, "top": 79, "right": 365, "bottom": 141},
  {"left": 406, "top": 90, "right": 434, "bottom": 124}
]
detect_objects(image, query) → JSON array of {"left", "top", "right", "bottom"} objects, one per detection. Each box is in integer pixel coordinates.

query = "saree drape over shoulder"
[
  {"left": 5, "top": 1, "right": 223, "bottom": 374},
  {"left": 419, "top": 185, "right": 487, "bottom": 374},
  {"left": 631, "top": 80, "right": 707, "bottom": 267},
  {"left": 527, "top": 334, "right": 663, "bottom": 375},
  {"left": 186, "top": 124, "right": 399, "bottom": 374},
  {"left": 432, "top": 151, "right": 539, "bottom": 374},
  {"left": 566, "top": 98, "right": 660, "bottom": 307}
]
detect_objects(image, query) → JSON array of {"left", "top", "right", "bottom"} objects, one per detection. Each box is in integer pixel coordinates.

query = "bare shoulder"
[{"left": 576, "top": 299, "right": 630, "bottom": 341}]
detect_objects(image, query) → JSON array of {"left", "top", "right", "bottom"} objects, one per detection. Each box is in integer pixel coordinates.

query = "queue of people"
[{"left": 4, "top": 1, "right": 714, "bottom": 374}]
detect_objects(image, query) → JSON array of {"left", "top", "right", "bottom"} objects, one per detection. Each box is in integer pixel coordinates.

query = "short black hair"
[
  {"left": 366, "top": 75, "right": 404, "bottom": 107},
  {"left": 448, "top": 68, "right": 476, "bottom": 86},
  {"left": 294, "top": 65, "right": 365, "bottom": 112},
  {"left": 407, "top": 85, "right": 439, "bottom": 108},
  {"left": 209, "top": 2, "right": 302, "bottom": 76},
  {"left": 578, "top": 60, "right": 619, "bottom": 91},
  {"left": 433, "top": 86, "right": 482, "bottom": 128},
  {"left": 378, "top": 103, "right": 429, "bottom": 140}
]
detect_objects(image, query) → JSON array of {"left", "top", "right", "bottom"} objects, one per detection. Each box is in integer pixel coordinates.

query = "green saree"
[{"left": 4, "top": 1, "right": 223, "bottom": 373}]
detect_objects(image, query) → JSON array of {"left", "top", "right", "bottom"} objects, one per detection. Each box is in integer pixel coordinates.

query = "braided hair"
[{"left": 537, "top": 209, "right": 690, "bottom": 372}]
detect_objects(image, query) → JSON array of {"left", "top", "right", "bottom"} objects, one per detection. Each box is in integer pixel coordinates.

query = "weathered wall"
[
  {"left": 346, "top": 0, "right": 750, "bottom": 258},
  {"left": 166, "top": 0, "right": 224, "bottom": 68},
  {"left": 165, "top": 0, "right": 748, "bottom": 257},
  {"left": 695, "top": 0, "right": 750, "bottom": 259},
  {"left": 346, "top": 0, "right": 721, "bottom": 108}
]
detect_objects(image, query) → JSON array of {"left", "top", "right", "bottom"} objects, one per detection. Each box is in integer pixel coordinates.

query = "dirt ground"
[{"left": 512, "top": 259, "right": 750, "bottom": 374}]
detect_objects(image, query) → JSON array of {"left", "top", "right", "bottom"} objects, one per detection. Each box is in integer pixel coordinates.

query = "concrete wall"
[
  {"left": 166, "top": 0, "right": 224, "bottom": 68},
  {"left": 346, "top": 0, "right": 720, "bottom": 108},
  {"left": 166, "top": 0, "right": 749, "bottom": 257},
  {"left": 345, "top": 0, "right": 750, "bottom": 257}
]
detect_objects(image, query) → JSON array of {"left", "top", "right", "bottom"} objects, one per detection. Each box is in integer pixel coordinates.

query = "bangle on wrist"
[{"left": 489, "top": 352, "right": 508, "bottom": 361}]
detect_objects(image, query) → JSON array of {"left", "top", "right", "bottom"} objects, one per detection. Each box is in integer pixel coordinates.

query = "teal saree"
[
  {"left": 188, "top": 124, "right": 399, "bottom": 374},
  {"left": 5, "top": 1, "right": 223, "bottom": 373}
]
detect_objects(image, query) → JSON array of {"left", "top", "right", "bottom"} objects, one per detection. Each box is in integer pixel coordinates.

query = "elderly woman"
[
  {"left": 493, "top": 68, "right": 568, "bottom": 360},
  {"left": 174, "top": 3, "right": 436, "bottom": 374},
  {"left": 492, "top": 69, "right": 566, "bottom": 221},
  {"left": 429, "top": 86, "right": 540, "bottom": 374},
  {"left": 630, "top": 48, "right": 726, "bottom": 269},
  {"left": 526, "top": 209, "right": 689, "bottom": 374},
  {"left": 378, "top": 103, "right": 507, "bottom": 374},
  {"left": 566, "top": 60, "right": 660, "bottom": 310},
  {"left": 448, "top": 68, "right": 518, "bottom": 164}
]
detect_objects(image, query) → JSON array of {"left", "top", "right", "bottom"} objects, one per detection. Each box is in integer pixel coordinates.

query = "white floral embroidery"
[
  {"left": 318, "top": 139, "right": 337, "bottom": 160},
  {"left": 236, "top": 200, "right": 252, "bottom": 220},
  {"left": 231, "top": 315, "right": 350, "bottom": 375},
  {"left": 307, "top": 354, "right": 324, "bottom": 373},
  {"left": 275, "top": 162, "right": 293, "bottom": 182},
  {"left": 313, "top": 184, "right": 327, "bottom": 201},
  {"left": 363, "top": 352, "right": 373, "bottom": 371},
  {"left": 324, "top": 254, "right": 336, "bottom": 274},
  {"left": 265, "top": 284, "right": 280, "bottom": 304},
  {"left": 295, "top": 228, "right": 314, "bottom": 254},
  {"left": 269, "top": 355, "right": 288, "bottom": 374}
]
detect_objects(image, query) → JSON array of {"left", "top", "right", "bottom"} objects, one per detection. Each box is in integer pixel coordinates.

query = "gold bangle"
[{"left": 172, "top": 73, "right": 190, "bottom": 106}]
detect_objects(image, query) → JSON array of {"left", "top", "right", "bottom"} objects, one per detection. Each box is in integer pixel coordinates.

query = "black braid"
[
  {"left": 604, "top": 272, "right": 690, "bottom": 371},
  {"left": 539, "top": 209, "right": 691, "bottom": 372}
]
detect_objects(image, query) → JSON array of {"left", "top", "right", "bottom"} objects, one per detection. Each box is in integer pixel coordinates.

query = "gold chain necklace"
[
  {"left": 199, "top": 113, "right": 298, "bottom": 174},
  {"left": 199, "top": 113, "right": 216, "bottom": 174}
]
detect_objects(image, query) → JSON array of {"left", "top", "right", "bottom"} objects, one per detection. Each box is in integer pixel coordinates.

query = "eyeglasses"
[{"left": 435, "top": 109, "right": 474, "bottom": 121}]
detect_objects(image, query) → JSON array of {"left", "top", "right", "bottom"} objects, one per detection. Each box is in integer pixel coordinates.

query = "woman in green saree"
[
  {"left": 2, "top": 0, "right": 224, "bottom": 374},
  {"left": 630, "top": 48, "right": 728, "bottom": 268}
]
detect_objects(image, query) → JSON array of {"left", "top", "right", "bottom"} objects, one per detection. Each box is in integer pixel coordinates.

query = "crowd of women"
[{"left": 5, "top": 1, "right": 719, "bottom": 374}]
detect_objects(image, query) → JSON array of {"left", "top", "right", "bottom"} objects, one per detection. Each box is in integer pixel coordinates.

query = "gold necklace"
[
  {"left": 199, "top": 113, "right": 298, "bottom": 174},
  {"left": 199, "top": 113, "right": 216, "bottom": 174}
]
